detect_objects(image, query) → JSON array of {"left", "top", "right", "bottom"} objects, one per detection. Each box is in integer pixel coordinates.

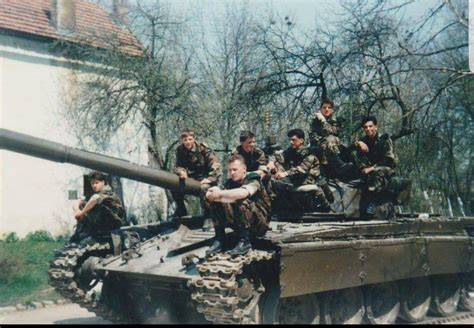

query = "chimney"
[
  {"left": 51, "top": 0, "right": 76, "bottom": 34},
  {"left": 112, "top": 0, "right": 129, "bottom": 26}
]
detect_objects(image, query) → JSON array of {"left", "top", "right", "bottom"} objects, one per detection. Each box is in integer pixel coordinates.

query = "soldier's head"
[
  {"left": 319, "top": 99, "right": 335, "bottom": 118},
  {"left": 287, "top": 129, "right": 305, "bottom": 150},
  {"left": 361, "top": 116, "right": 378, "bottom": 139},
  {"left": 239, "top": 131, "right": 256, "bottom": 153},
  {"left": 228, "top": 154, "right": 247, "bottom": 182},
  {"left": 88, "top": 171, "right": 106, "bottom": 193},
  {"left": 180, "top": 129, "right": 196, "bottom": 150}
]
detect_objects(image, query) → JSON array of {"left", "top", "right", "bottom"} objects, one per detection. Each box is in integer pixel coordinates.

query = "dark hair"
[
  {"left": 361, "top": 116, "right": 378, "bottom": 127},
  {"left": 88, "top": 171, "right": 106, "bottom": 182},
  {"left": 228, "top": 154, "right": 247, "bottom": 167},
  {"left": 181, "top": 129, "right": 195, "bottom": 138},
  {"left": 287, "top": 128, "right": 305, "bottom": 140},
  {"left": 239, "top": 130, "right": 255, "bottom": 143},
  {"left": 320, "top": 99, "right": 335, "bottom": 109}
]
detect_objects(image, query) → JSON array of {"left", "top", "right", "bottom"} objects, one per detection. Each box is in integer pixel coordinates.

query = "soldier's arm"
[
  {"left": 374, "top": 137, "right": 397, "bottom": 169},
  {"left": 204, "top": 148, "right": 222, "bottom": 183},
  {"left": 286, "top": 154, "right": 315, "bottom": 178},
  {"left": 173, "top": 148, "right": 188, "bottom": 177},
  {"left": 207, "top": 180, "right": 259, "bottom": 203},
  {"left": 74, "top": 194, "right": 100, "bottom": 221}
]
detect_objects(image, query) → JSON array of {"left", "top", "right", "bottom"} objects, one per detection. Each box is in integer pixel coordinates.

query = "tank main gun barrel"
[{"left": 0, "top": 128, "right": 202, "bottom": 195}]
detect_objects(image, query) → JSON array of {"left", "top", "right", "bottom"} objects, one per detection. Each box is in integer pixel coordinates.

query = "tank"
[{"left": 1, "top": 127, "right": 474, "bottom": 324}]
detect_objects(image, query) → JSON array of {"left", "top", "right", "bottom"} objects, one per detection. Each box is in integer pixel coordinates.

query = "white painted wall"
[
  {"left": 0, "top": 34, "right": 168, "bottom": 238},
  {"left": 0, "top": 34, "right": 85, "bottom": 237}
]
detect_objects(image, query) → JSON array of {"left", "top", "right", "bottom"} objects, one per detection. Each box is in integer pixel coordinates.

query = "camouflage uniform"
[
  {"left": 354, "top": 133, "right": 397, "bottom": 192},
  {"left": 309, "top": 114, "right": 341, "bottom": 165},
  {"left": 71, "top": 185, "right": 124, "bottom": 242},
  {"left": 210, "top": 172, "right": 271, "bottom": 237},
  {"left": 354, "top": 133, "right": 398, "bottom": 219},
  {"left": 231, "top": 145, "right": 268, "bottom": 172},
  {"left": 271, "top": 146, "right": 329, "bottom": 211},
  {"left": 309, "top": 114, "right": 357, "bottom": 181},
  {"left": 172, "top": 141, "right": 222, "bottom": 216}
]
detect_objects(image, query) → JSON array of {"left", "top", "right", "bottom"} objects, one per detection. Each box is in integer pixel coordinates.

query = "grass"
[{"left": 0, "top": 236, "right": 65, "bottom": 306}]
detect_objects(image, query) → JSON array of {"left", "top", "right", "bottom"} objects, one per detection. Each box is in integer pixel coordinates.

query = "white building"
[{"left": 0, "top": 0, "right": 148, "bottom": 237}]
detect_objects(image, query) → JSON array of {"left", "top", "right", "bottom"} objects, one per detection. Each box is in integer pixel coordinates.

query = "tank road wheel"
[
  {"left": 430, "top": 274, "right": 461, "bottom": 316},
  {"left": 277, "top": 294, "right": 321, "bottom": 324},
  {"left": 261, "top": 287, "right": 321, "bottom": 324},
  {"left": 459, "top": 271, "right": 474, "bottom": 311},
  {"left": 321, "top": 287, "right": 365, "bottom": 324},
  {"left": 399, "top": 277, "right": 431, "bottom": 323},
  {"left": 364, "top": 282, "right": 400, "bottom": 324}
]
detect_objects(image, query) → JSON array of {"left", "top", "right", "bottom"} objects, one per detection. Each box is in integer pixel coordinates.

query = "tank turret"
[{"left": 0, "top": 128, "right": 201, "bottom": 195}]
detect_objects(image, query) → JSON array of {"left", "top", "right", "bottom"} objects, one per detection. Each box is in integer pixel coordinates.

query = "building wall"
[
  {"left": 0, "top": 33, "right": 168, "bottom": 237},
  {"left": 0, "top": 34, "right": 86, "bottom": 237}
]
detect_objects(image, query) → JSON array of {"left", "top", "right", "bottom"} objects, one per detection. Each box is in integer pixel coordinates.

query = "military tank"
[{"left": 1, "top": 127, "right": 474, "bottom": 324}]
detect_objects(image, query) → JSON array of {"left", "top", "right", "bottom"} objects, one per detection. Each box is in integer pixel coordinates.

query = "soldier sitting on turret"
[
  {"left": 309, "top": 99, "right": 358, "bottom": 183},
  {"left": 353, "top": 116, "right": 398, "bottom": 218},
  {"left": 172, "top": 129, "right": 222, "bottom": 217},
  {"left": 70, "top": 171, "right": 124, "bottom": 243},
  {"left": 206, "top": 154, "right": 271, "bottom": 256},
  {"left": 270, "top": 128, "right": 331, "bottom": 212},
  {"left": 231, "top": 131, "right": 269, "bottom": 177}
]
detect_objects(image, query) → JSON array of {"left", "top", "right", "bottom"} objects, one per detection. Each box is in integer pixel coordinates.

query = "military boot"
[
  {"left": 320, "top": 183, "right": 334, "bottom": 204},
  {"left": 206, "top": 225, "right": 225, "bottom": 256},
  {"left": 228, "top": 226, "right": 252, "bottom": 257},
  {"left": 316, "top": 192, "right": 332, "bottom": 213}
]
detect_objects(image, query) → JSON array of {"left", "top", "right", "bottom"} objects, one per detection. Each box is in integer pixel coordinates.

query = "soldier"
[
  {"left": 70, "top": 171, "right": 124, "bottom": 243},
  {"left": 354, "top": 116, "right": 397, "bottom": 216},
  {"left": 272, "top": 128, "right": 331, "bottom": 212},
  {"left": 206, "top": 154, "right": 271, "bottom": 256},
  {"left": 309, "top": 99, "right": 357, "bottom": 181},
  {"left": 172, "top": 129, "right": 221, "bottom": 217},
  {"left": 231, "top": 131, "right": 268, "bottom": 176}
]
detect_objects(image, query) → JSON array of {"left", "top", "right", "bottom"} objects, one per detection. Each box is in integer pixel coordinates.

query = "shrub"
[
  {"left": 25, "top": 230, "right": 54, "bottom": 242},
  {"left": 4, "top": 232, "right": 19, "bottom": 243}
]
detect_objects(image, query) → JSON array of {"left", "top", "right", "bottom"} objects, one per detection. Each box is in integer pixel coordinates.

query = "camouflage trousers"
[
  {"left": 364, "top": 166, "right": 395, "bottom": 193},
  {"left": 171, "top": 183, "right": 212, "bottom": 217},
  {"left": 210, "top": 199, "right": 269, "bottom": 237},
  {"left": 78, "top": 204, "right": 123, "bottom": 237}
]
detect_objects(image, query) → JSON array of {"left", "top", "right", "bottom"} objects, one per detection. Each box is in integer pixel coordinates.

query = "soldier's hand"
[
  {"left": 315, "top": 112, "right": 326, "bottom": 122},
  {"left": 207, "top": 189, "right": 222, "bottom": 202},
  {"left": 178, "top": 171, "right": 188, "bottom": 179},
  {"left": 362, "top": 167, "right": 375, "bottom": 175},
  {"left": 274, "top": 171, "right": 288, "bottom": 180},
  {"left": 74, "top": 210, "right": 85, "bottom": 222},
  {"left": 357, "top": 141, "right": 369, "bottom": 153},
  {"left": 267, "top": 161, "right": 275, "bottom": 171},
  {"left": 200, "top": 178, "right": 212, "bottom": 185}
]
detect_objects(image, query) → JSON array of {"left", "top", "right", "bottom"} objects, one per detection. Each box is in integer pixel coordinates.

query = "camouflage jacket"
[
  {"left": 231, "top": 145, "right": 268, "bottom": 172},
  {"left": 222, "top": 172, "right": 271, "bottom": 214},
  {"left": 355, "top": 133, "right": 397, "bottom": 170},
  {"left": 309, "top": 114, "right": 341, "bottom": 147},
  {"left": 90, "top": 185, "right": 124, "bottom": 219},
  {"left": 174, "top": 141, "right": 221, "bottom": 183},
  {"left": 273, "top": 145, "right": 320, "bottom": 185}
]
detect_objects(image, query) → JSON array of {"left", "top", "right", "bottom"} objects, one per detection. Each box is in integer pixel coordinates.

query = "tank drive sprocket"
[{"left": 48, "top": 241, "right": 128, "bottom": 324}]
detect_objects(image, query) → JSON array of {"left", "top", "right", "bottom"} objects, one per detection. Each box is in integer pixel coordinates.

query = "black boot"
[
  {"left": 228, "top": 226, "right": 252, "bottom": 257},
  {"left": 320, "top": 183, "right": 334, "bottom": 204},
  {"left": 206, "top": 225, "right": 225, "bottom": 256}
]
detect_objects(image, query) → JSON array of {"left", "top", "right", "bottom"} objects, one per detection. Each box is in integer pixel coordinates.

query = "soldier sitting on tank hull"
[
  {"left": 270, "top": 128, "right": 331, "bottom": 212},
  {"left": 172, "top": 129, "right": 222, "bottom": 217},
  {"left": 205, "top": 154, "right": 271, "bottom": 257},
  {"left": 309, "top": 99, "right": 359, "bottom": 184},
  {"left": 354, "top": 116, "right": 404, "bottom": 219},
  {"left": 70, "top": 171, "right": 124, "bottom": 244}
]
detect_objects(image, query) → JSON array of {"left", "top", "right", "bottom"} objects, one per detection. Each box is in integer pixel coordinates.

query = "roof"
[{"left": 0, "top": 0, "right": 142, "bottom": 56}]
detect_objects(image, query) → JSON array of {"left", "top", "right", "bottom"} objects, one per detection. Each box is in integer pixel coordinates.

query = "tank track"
[
  {"left": 188, "top": 250, "right": 274, "bottom": 324},
  {"left": 48, "top": 242, "right": 128, "bottom": 324}
]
